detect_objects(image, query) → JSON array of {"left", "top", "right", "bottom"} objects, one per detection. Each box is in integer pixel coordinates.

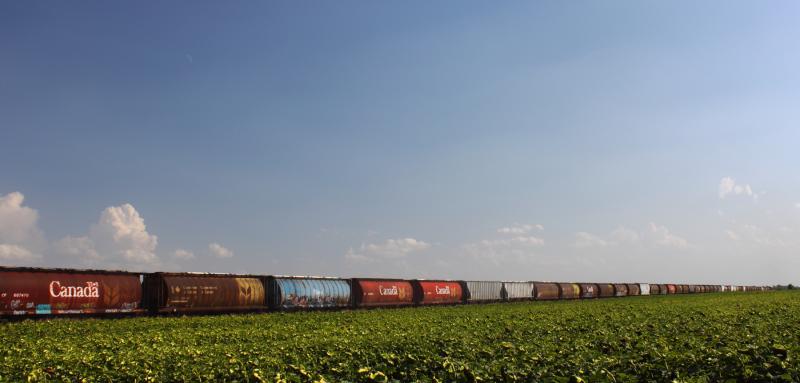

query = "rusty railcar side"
[
  {"left": 626, "top": 284, "right": 641, "bottom": 296},
  {"left": 143, "top": 272, "right": 266, "bottom": 313},
  {"left": 649, "top": 284, "right": 661, "bottom": 295},
  {"left": 268, "top": 276, "right": 351, "bottom": 310},
  {"left": 597, "top": 283, "right": 615, "bottom": 298},
  {"left": 558, "top": 283, "right": 580, "bottom": 299},
  {"left": 578, "top": 283, "right": 599, "bottom": 298},
  {"left": 613, "top": 284, "right": 628, "bottom": 297},
  {"left": 1, "top": 266, "right": 143, "bottom": 316},
  {"left": 666, "top": 284, "right": 677, "bottom": 294},
  {"left": 533, "top": 282, "right": 560, "bottom": 300},
  {"left": 412, "top": 280, "right": 463, "bottom": 305},
  {"left": 352, "top": 278, "right": 414, "bottom": 307}
]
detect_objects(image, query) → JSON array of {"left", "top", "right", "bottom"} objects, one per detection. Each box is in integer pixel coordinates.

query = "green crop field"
[{"left": 2, "top": 291, "right": 799, "bottom": 382}]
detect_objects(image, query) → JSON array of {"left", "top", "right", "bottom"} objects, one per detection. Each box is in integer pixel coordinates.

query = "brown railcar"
[
  {"left": 143, "top": 272, "right": 266, "bottom": 313},
  {"left": 597, "top": 283, "right": 615, "bottom": 298},
  {"left": 534, "top": 282, "right": 560, "bottom": 300},
  {"left": 613, "top": 284, "right": 628, "bottom": 297},
  {"left": 578, "top": 283, "right": 599, "bottom": 299}
]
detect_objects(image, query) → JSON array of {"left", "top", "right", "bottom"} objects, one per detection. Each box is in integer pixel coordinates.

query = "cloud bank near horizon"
[{"left": 0, "top": 179, "right": 798, "bottom": 285}]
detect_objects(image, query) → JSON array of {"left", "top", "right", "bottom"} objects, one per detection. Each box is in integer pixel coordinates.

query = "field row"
[{"left": 1, "top": 291, "right": 798, "bottom": 382}]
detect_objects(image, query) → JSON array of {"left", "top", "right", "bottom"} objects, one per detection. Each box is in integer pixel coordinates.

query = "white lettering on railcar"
[
  {"left": 49, "top": 281, "right": 100, "bottom": 298},
  {"left": 378, "top": 285, "right": 398, "bottom": 296}
]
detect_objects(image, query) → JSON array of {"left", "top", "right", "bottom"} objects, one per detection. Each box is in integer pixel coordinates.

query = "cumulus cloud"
[
  {"left": 0, "top": 192, "right": 45, "bottom": 264},
  {"left": 727, "top": 224, "right": 792, "bottom": 247},
  {"left": 610, "top": 227, "right": 640, "bottom": 244},
  {"left": 462, "top": 231, "right": 545, "bottom": 265},
  {"left": 209, "top": 243, "right": 233, "bottom": 258},
  {"left": 646, "top": 222, "right": 689, "bottom": 249},
  {"left": 718, "top": 177, "right": 754, "bottom": 199},
  {"left": 173, "top": 249, "right": 195, "bottom": 260},
  {"left": 573, "top": 232, "right": 609, "bottom": 248},
  {"left": 0, "top": 244, "right": 41, "bottom": 262},
  {"left": 573, "top": 223, "right": 689, "bottom": 249},
  {"left": 91, "top": 204, "right": 158, "bottom": 264},
  {"left": 54, "top": 203, "right": 159, "bottom": 268},
  {"left": 497, "top": 224, "right": 544, "bottom": 235},
  {"left": 346, "top": 238, "right": 431, "bottom": 262}
]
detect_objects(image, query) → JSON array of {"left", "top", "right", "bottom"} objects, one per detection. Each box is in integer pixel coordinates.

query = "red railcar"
[
  {"left": 666, "top": 284, "right": 677, "bottom": 294},
  {"left": 352, "top": 279, "right": 414, "bottom": 307},
  {"left": 0, "top": 267, "right": 142, "bottom": 316},
  {"left": 412, "top": 280, "right": 463, "bottom": 305}
]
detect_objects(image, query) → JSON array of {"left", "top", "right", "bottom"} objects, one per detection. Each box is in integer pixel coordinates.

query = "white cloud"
[
  {"left": 209, "top": 242, "right": 233, "bottom": 258},
  {"left": 462, "top": 233, "right": 545, "bottom": 265},
  {"left": 54, "top": 203, "right": 159, "bottom": 267},
  {"left": 173, "top": 249, "right": 195, "bottom": 260},
  {"left": 346, "top": 238, "right": 430, "bottom": 262},
  {"left": 91, "top": 204, "right": 158, "bottom": 264},
  {"left": 0, "top": 192, "right": 45, "bottom": 264},
  {"left": 795, "top": 203, "right": 800, "bottom": 209},
  {"left": 573, "top": 223, "right": 689, "bottom": 249},
  {"left": 610, "top": 227, "right": 640, "bottom": 244},
  {"left": 718, "top": 177, "right": 755, "bottom": 200},
  {"left": 497, "top": 224, "right": 544, "bottom": 235},
  {"left": 725, "top": 230, "right": 740, "bottom": 241},
  {"left": 647, "top": 222, "right": 689, "bottom": 249},
  {"left": 734, "top": 223, "right": 789, "bottom": 247},
  {"left": 573, "top": 232, "right": 609, "bottom": 248},
  {"left": 509, "top": 236, "right": 545, "bottom": 246},
  {"left": 0, "top": 244, "right": 41, "bottom": 262}
]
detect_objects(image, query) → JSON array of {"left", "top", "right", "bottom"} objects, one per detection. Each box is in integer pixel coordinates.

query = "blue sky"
[{"left": 2, "top": 2, "right": 799, "bottom": 284}]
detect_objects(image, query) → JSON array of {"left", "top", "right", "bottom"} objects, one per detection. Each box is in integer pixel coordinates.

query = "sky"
[{"left": 1, "top": 2, "right": 799, "bottom": 285}]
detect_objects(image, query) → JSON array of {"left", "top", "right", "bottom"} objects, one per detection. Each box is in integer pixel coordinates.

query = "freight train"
[{"left": 0, "top": 266, "right": 770, "bottom": 318}]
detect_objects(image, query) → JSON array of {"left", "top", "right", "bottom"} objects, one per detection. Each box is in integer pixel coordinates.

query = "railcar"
[
  {"left": 462, "top": 281, "right": 503, "bottom": 303},
  {"left": 502, "top": 281, "right": 535, "bottom": 301},
  {"left": 411, "top": 280, "right": 463, "bottom": 305},
  {"left": 267, "top": 276, "right": 351, "bottom": 310},
  {"left": 0, "top": 266, "right": 143, "bottom": 317},
  {"left": 558, "top": 283, "right": 581, "bottom": 299},
  {"left": 143, "top": 272, "right": 266, "bottom": 313},
  {"left": 352, "top": 278, "right": 414, "bottom": 307},
  {"left": 578, "top": 283, "right": 599, "bottom": 299},
  {"left": 533, "top": 282, "right": 560, "bottom": 300}
]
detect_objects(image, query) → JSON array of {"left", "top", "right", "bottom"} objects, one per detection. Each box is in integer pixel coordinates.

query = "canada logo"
[
  {"left": 434, "top": 285, "right": 451, "bottom": 295},
  {"left": 49, "top": 281, "right": 100, "bottom": 298}
]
